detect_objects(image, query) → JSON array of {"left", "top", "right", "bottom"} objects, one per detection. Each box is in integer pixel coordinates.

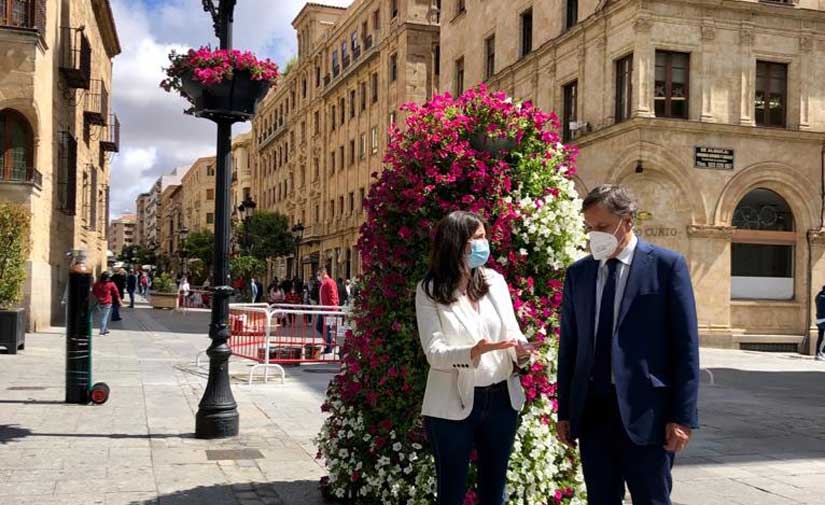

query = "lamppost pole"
[
  {"left": 291, "top": 223, "right": 304, "bottom": 279},
  {"left": 196, "top": 0, "right": 239, "bottom": 439}
]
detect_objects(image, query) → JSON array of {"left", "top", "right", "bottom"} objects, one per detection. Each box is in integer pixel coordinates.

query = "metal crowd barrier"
[
  {"left": 178, "top": 289, "right": 212, "bottom": 311},
  {"left": 195, "top": 303, "right": 350, "bottom": 385}
]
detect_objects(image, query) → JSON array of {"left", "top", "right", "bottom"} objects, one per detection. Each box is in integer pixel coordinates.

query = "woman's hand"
[
  {"left": 471, "top": 339, "right": 518, "bottom": 361},
  {"left": 515, "top": 341, "right": 538, "bottom": 362}
]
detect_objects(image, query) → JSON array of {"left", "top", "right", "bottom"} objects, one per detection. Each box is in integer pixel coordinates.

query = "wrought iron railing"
[
  {"left": 59, "top": 26, "right": 92, "bottom": 89},
  {"left": 84, "top": 79, "right": 108, "bottom": 126},
  {"left": 100, "top": 113, "right": 120, "bottom": 152}
]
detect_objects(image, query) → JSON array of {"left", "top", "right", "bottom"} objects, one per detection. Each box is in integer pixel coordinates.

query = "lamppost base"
[{"left": 195, "top": 408, "right": 239, "bottom": 439}]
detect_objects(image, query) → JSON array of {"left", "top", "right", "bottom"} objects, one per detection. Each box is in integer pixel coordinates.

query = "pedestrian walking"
[
  {"left": 316, "top": 268, "right": 339, "bottom": 353},
  {"left": 178, "top": 275, "right": 190, "bottom": 308},
  {"left": 250, "top": 276, "right": 260, "bottom": 303},
  {"left": 557, "top": 184, "right": 700, "bottom": 505},
  {"left": 336, "top": 277, "right": 348, "bottom": 306},
  {"left": 815, "top": 285, "right": 825, "bottom": 361},
  {"left": 127, "top": 268, "right": 139, "bottom": 308},
  {"left": 111, "top": 268, "right": 127, "bottom": 321},
  {"left": 139, "top": 271, "right": 149, "bottom": 296},
  {"left": 92, "top": 272, "right": 121, "bottom": 336},
  {"left": 415, "top": 211, "right": 533, "bottom": 505}
]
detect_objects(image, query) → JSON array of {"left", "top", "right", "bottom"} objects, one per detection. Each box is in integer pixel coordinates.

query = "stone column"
[
  {"left": 700, "top": 21, "right": 716, "bottom": 122},
  {"left": 798, "top": 34, "right": 813, "bottom": 130},
  {"left": 738, "top": 23, "right": 755, "bottom": 126},
  {"left": 632, "top": 15, "right": 654, "bottom": 118},
  {"left": 687, "top": 225, "right": 735, "bottom": 348},
  {"left": 806, "top": 230, "right": 825, "bottom": 354}
]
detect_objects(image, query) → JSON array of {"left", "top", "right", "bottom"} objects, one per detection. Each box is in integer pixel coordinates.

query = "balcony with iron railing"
[
  {"left": 0, "top": 166, "right": 42, "bottom": 188},
  {"left": 59, "top": 26, "right": 91, "bottom": 89},
  {"left": 353, "top": 46, "right": 361, "bottom": 61},
  {"left": 364, "top": 34, "right": 373, "bottom": 50},
  {"left": 342, "top": 54, "right": 351, "bottom": 69},
  {"left": 84, "top": 79, "right": 109, "bottom": 126},
  {"left": 0, "top": 0, "right": 45, "bottom": 37},
  {"left": 100, "top": 114, "right": 120, "bottom": 152},
  {"left": 332, "top": 64, "right": 340, "bottom": 78}
]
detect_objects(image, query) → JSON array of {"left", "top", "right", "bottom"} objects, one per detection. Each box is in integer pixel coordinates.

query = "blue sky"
[{"left": 108, "top": 0, "right": 352, "bottom": 218}]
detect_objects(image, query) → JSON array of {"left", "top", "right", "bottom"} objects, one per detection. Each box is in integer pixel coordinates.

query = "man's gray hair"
[{"left": 582, "top": 184, "right": 639, "bottom": 219}]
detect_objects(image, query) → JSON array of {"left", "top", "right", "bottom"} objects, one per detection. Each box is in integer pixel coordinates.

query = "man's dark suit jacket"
[{"left": 558, "top": 239, "right": 700, "bottom": 445}]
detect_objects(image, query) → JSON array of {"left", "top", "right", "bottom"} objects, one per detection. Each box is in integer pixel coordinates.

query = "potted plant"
[
  {"left": 160, "top": 46, "right": 279, "bottom": 120},
  {"left": 0, "top": 204, "right": 30, "bottom": 354},
  {"left": 148, "top": 273, "right": 178, "bottom": 310}
]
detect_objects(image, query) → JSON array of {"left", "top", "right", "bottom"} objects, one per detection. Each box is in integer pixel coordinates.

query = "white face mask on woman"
[{"left": 588, "top": 221, "right": 623, "bottom": 261}]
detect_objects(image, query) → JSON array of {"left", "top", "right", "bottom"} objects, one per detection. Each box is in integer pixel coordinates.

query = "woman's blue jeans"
[
  {"left": 424, "top": 381, "right": 519, "bottom": 505},
  {"left": 99, "top": 304, "right": 112, "bottom": 334}
]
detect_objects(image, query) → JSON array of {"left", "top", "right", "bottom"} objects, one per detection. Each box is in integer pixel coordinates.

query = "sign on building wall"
[{"left": 694, "top": 146, "right": 735, "bottom": 170}]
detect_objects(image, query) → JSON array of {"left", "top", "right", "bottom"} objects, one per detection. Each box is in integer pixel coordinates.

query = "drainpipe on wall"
[{"left": 803, "top": 143, "right": 825, "bottom": 354}]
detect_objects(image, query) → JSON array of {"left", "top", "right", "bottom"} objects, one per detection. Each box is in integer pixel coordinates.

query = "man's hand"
[
  {"left": 664, "top": 423, "right": 692, "bottom": 453},
  {"left": 556, "top": 420, "right": 576, "bottom": 449}
]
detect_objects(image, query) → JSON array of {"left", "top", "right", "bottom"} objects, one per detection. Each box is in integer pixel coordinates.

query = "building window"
[
  {"left": 331, "top": 105, "right": 336, "bottom": 131},
  {"left": 206, "top": 188, "right": 214, "bottom": 201},
  {"left": 390, "top": 53, "right": 398, "bottom": 82},
  {"left": 339, "top": 196, "right": 344, "bottom": 217},
  {"left": 566, "top": 0, "right": 578, "bottom": 30},
  {"left": 521, "top": 8, "right": 533, "bottom": 58},
  {"left": 339, "top": 145, "right": 344, "bottom": 169},
  {"left": 485, "top": 35, "right": 495, "bottom": 80},
  {"left": 301, "top": 121, "right": 306, "bottom": 141},
  {"left": 562, "top": 80, "right": 578, "bottom": 143},
  {"left": 655, "top": 51, "right": 689, "bottom": 119},
  {"left": 206, "top": 213, "right": 214, "bottom": 225},
  {"left": 360, "top": 133, "right": 366, "bottom": 159},
  {"left": 330, "top": 151, "right": 335, "bottom": 173},
  {"left": 348, "top": 192, "right": 355, "bottom": 214},
  {"left": 615, "top": 54, "right": 633, "bottom": 123},
  {"left": 0, "top": 109, "right": 33, "bottom": 182},
  {"left": 330, "top": 200, "right": 335, "bottom": 220},
  {"left": 359, "top": 187, "right": 366, "bottom": 211},
  {"left": 360, "top": 81, "right": 367, "bottom": 111},
  {"left": 340, "top": 97, "right": 346, "bottom": 125},
  {"left": 371, "top": 127, "right": 378, "bottom": 153},
  {"left": 391, "top": 0, "right": 398, "bottom": 18},
  {"left": 373, "top": 8, "right": 380, "bottom": 30},
  {"left": 206, "top": 164, "right": 215, "bottom": 176},
  {"left": 455, "top": 57, "right": 464, "bottom": 95},
  {"left": 755, "top": 61, "right": 787, "bottom": 128},
  {"left": 350, "top": 89, "right": 356, "bottom": 118},
  {"left": 371, "top": 72, "right": 379, "bottom": 103},
  {"left": 315, "top": 66, "right": 321, "bottom": 87},
  {"left": 731, "top": 188, "right": 795, "bottom": 300},
  {"left": 457, "top": 0, "right": 466, "bottom": 15},
  {"left": 313, "top": 157, "right": 320, "bottom": 180},
  {"left": 315, "top": 205, "right": 320, "bottom": 223},
  {"left": 434, "top": 44, "right": 440, "bottom": 76},
  {"left": 349, "top": 139, "right": 356, "bottom": 165},
  {"left": 314, "top": 111, "right": 320, "bottom": 134}
]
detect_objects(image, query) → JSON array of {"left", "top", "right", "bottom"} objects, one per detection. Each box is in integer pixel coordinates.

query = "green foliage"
[
  {"left": 230, "top": 255, "right": 266, "bottom": 278},
  {"left": 183, "top": 230, "right": 215, "bottom": 270},
  {"left": 0, "top": 204, "right": 30, "bottom": 309},
  {"left": 119, "top": 244, "right": 154, "bottom": 266},
  {"left": 151, "top": 273, "right": 176, "bottom": 293},
  {"left": 236, "top": 211, "right": 295, "bottom": 261},
  {"left": 282, "top": 55, "right": 298, "bottom": 76}
]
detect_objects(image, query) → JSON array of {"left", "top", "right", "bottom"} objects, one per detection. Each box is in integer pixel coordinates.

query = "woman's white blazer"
[{"left": 415, "top": 268, "right": 528, "bottom": 420}]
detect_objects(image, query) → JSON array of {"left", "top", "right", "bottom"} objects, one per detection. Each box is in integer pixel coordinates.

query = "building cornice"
[{"left": 92, "top": 0, "right": 121, "bottom": 57}]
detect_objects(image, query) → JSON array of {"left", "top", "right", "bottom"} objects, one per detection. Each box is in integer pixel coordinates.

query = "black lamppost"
[
  {"left": 291, "top": 222, "right": 304, "bottom": 279},
  {"left": 178, "top": 226, "right": 189, "bottom": 276},
  {"left": 195, "top": 0, "right": 240, "bottom": 439},
  {"left": 237, "top": 196, "right": 256, "bottom": 254}
]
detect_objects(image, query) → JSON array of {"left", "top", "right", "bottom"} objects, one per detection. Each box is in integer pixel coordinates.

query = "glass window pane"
[
  {"left": 731, "top": 244, "right": 794, "bottom": 300},
  {"left": 671, "top": 100, "right": 687, "bottom": 119},
  {"left": 672, "top": 67, "right": 687, "bottom": 85},
  {"left": 732, "top": 188, "right": 794, "bottom": 231}
]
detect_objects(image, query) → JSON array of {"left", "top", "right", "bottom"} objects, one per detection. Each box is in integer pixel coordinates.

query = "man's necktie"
[{"left": 592, "top": 258, "right": 619, "bottom": 393}]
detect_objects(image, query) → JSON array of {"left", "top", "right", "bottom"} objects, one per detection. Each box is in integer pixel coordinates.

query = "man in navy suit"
[{"left": 557, "top": 184, "right": 700, "bottom": 505}]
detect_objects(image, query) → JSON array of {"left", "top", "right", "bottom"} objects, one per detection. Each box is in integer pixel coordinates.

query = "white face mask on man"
[{"left": 588, "top": 221, "right": 624, "bottom": 261}]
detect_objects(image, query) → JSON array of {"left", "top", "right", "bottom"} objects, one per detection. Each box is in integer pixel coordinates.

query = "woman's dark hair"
[
  {"left": 99, "top": 271, "right": 111, "bottom": 282},
  {"left": 423, "top": 211, "right": 490, "bottom": 305}
]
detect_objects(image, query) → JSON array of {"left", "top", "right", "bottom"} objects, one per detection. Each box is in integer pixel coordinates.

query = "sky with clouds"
[{"left": 108, "top": 0, "right": 352, "bottom": 218}]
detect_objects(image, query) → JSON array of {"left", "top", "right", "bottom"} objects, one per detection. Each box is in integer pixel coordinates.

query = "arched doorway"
[{"left": 730, "top": 188, "right": 795, "bottom": 300}]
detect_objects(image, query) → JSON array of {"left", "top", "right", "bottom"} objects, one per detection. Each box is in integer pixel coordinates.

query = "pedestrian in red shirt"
[
  {"left": 92, "top": 271, "right": 121, "bottom": 335},
  {"left": 316, "top": 268, "right": 339, "bottom": 353}
]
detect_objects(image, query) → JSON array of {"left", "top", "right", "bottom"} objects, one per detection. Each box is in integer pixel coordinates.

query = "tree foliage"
[
  {"left": 230, "top": 255, "right": 266, "bottom": 278},
  {"left": 119, "top": 244, "right": 155, "bottom": 266},
  {"left": 183, "top": 230, "right": 215, "bottom": 271},
  {"left": 0, "top": 204, "right": 30, "bottom": 309},
  {"left": 236, "top": 211, "right": 295, "bottom": 261}
]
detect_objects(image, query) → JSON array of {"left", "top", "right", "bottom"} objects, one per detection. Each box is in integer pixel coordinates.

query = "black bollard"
[{"left": 66, "top": 251, "right": 92, "bottom": 404}]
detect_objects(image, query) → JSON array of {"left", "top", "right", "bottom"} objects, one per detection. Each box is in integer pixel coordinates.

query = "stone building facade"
[
  {"left": 159, "top": 183, "right": 184, "bottom": 268},
  {"left": 439, "top": 0, "right": 825, "bottom": 352},
  {"left": 0, "top": 0, "right": 120, "bottom": 330},
  {"left": 250, "top": 0, "right": 439, "bottom": 281},
  {"left": 108, "top": 214, "right": 135, "bottom": 258},
  {"left": 134, "top": 192, "right": 149, "bottom": 248},
  {"left": 231, "top": 131, "right": 253, "bottom": 215},
  {"left": 181, "top": 156, "right": 217, "bottom": 234}
]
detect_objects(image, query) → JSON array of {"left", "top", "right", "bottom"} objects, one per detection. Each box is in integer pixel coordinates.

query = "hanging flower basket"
[{"left": 161, "top": 47, "right": 279, "bottom": 120}]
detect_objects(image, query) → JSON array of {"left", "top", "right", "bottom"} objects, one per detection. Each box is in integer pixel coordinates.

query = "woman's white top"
[
  {"left": 415, "top": 268, "right": 529, "bottom": 420},
  {"left": 455, "top": 293, "right": 513, "bottom": 387}
]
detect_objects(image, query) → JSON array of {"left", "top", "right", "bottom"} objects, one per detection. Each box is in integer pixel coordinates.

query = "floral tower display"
[{"left": 316, "top": 86, "right": 587, "bottom": 504}]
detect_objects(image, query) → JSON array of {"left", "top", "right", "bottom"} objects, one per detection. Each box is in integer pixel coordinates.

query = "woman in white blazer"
[{"left": 416, "top": 211, "right": 533, "bottom": 505}]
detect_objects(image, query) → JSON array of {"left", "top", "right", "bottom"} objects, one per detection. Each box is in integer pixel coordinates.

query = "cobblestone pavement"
[{"left": 2, "top": 296, "right": 825, "bottom": 504}]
